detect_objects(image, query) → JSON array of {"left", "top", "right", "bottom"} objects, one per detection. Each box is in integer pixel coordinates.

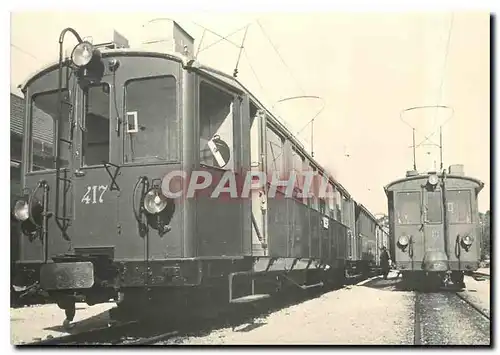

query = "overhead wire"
[
  {"left": 256, "top": 19, "right": 306, "bottom": 96},
  {"left": 11, "top": 43, "right": 39, "bottom": 60},
  {"left": 416, "top": 12, "right": 455, "bottom": 149}
]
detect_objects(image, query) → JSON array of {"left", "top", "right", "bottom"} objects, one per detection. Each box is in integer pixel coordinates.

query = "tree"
[{"left": 479, "top": 210, "right": 490, "bottom": 260}]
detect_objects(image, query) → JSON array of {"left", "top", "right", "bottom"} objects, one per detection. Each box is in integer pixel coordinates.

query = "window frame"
[
  {"left": 446, "top": 189, "right": 473, "bottom": 224},
  {"left": 28, "top": 89, "right": 71, "bottom": 173},
  {"left": 426, "top": 190, "right": 443, "bottom": 224},
  {"left": 80, "top": 82, "right": 111, "bottom": 168},
  {"left": 122, "top": 75, "right": 180, "bottom": 166},
  {"left": 198, "top": 78, "right": 239, "bottom": 171},
  {"left": 291, "top": 146, "right": 306, "bottom": 204},
  {"left": 395, "top": 191, "right": 422, "bottom": 225},
  {"left": 265, "top": 123, "right": 286, "bottom": 179}
]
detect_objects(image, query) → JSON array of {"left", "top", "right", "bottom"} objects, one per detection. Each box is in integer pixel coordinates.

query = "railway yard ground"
[{"left": 11, "top": 269, "right": 491, "bottom": 346}]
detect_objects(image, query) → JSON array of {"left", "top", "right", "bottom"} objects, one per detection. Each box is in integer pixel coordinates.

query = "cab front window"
[
  {"left": 426, "top": 190, "right": 443, "bottom": 223},
  {"left": 447, "top": 190, "right": 472, "bottom": 224},
  {"left": 396, "top": 191, "right": 421, "bottom": 225},
  {"left": 124, "top": 76, "right": 178, "bottom": 163}
]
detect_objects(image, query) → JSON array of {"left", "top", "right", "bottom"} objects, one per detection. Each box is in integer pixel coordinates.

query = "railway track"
[
  {"left": 413, "top": 291, "right": 490, "bottom": 345},
  {"left": 23, "top": 319, "right": 180, "bottom": 346},
  {"left": 454, "top": 292, "right": 490, "bottom": 320},
  {"left": 466, "top": 271, "right": 490, "bottom": 280}
]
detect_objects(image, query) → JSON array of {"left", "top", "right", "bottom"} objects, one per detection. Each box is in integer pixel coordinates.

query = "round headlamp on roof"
[
  {"left": 428, "top": 174, "right": 439, "bottom": 186},
  {"left": 71, "top": 41, "right": 94, "bottom": 68}
]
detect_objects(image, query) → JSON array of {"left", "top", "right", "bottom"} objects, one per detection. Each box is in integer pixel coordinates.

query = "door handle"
[{"left": 115, "top": 116, "right": 121, "bottom": 133}]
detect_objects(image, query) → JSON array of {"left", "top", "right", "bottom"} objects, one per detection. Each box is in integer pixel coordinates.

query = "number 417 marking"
[{"left": 81, "top": 185, "right": 108, "bottom": 204}]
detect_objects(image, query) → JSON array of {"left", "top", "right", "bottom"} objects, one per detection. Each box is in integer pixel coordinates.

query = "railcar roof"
[
  {"left": 384, "top": 172, "right": 484, "bottom": 195},
  {"left": 20, "top": 47, "right": 352, "bottom": 199}
]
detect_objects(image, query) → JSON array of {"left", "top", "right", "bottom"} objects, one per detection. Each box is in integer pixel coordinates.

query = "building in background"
[
  {"left": 11, "top": 91, "right": 55, "bottom": 201},
  {"left": 11, "top": 93, "right": 24, "bottom": 202}
]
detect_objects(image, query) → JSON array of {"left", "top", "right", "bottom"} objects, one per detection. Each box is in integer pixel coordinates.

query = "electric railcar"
[
  {"left": 384, "top": 165, "right": 484, "bottom": 288},
  {"left": 11, "top": 25, "right": 382, "bottom": 324}
]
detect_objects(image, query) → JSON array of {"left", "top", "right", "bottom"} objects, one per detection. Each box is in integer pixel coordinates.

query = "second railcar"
[{"left": 385, "top": 165, "right": 484, "bottom": 287}]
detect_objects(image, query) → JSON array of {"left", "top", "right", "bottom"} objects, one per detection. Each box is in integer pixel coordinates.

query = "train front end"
[
  {"left": 11, "top": 28, "right": 195, "bottom": 323},
  {"left": 384, "top": 165, "right": 483, "bottom": 287}
]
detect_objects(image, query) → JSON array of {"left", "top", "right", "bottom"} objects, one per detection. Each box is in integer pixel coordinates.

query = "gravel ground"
[
  {"left": 163, "top": 272, "right": 415, "bottom": 345},
  {"left": 10, "top": 270, "right": 490, "bottom": 346},
  {"left": 10, "top": 302, "right": 114, "bottom": 345},
  {"left": 417, "top": 292, "right": 490, "bottom": 345},
  {"left": 476, "top": 268, "right": 490, "bottom": 275}
]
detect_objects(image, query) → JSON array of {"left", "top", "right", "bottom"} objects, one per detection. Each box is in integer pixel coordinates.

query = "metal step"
[{"left": 229, "top": 294, "right": 270, "bottom": 304}]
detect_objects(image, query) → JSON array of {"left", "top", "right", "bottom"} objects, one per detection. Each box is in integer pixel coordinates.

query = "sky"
[{"left": 9, "top": 10, "right": 490, "bottom": 215}]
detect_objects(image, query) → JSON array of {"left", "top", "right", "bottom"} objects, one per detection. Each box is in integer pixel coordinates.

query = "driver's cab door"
[{"left": 195, "top": 77, "right": 246, "bottom": 257}]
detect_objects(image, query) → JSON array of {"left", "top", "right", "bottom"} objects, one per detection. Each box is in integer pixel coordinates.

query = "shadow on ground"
[
  {"left": 43, "top": 308, "right": 112, "bottom": 334},
  {"left": 360, "top": 272, "right": 475, "bottom": 294}
]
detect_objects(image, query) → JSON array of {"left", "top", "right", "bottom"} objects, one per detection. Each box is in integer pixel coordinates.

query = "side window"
[
  {"left": 341, "top": 195, "right": 350, "bottom": 225},
  {"left": 199, "top": 81, "right": 235, "bottom": 170},
  {"left": 291, "top": 147, "right": 304, "bottom": 203},
  {"left": 30, "top": 90, "right": 70, "bottom": 171},
  {"left": 328, "top": 184, "right": 336, "bottom": 219},
  {"left": 82, "top": 84, "right": 110, "bottom": 166},
  {"left": 266, "top": 125, "right": 285, "bottom": 178},
  {"left": 249, "top": 101, "right": 259, "bottom": 168},
  {"left": 336, "top": 191, "right": 343, "bottom": 222},
  {"left": 310, "top": 166, "right": 319, "bottom": 211},
  {"left": 124, "top": 76, "right": 178, "bottom": 163},
  {"left": 318, "top": 173, "right": 327, "bottom": 215},
  {"left": 250, "top": 101, "right": 258, "bottom": 128},
  {"left": 319, "top": 198, "right": 326, "bottom": 215}
]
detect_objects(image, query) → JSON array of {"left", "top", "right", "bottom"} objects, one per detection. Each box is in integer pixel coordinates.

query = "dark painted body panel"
[
  {"left": 385, "top": 173, "right": 483, "bottom": 272},
  {"left": 13, "top": 49, "right": 362, "bottom": 299}
]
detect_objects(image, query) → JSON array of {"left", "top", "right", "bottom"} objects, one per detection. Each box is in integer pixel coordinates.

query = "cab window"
[
  {"left": 447, "top": 190, "right": 472, "bottom": 224},
  {"left": 82, "top": 84, "right": 110, "bottom": 166},
  {"left": 396, "top": 191, "right": 421, "bottom": 224},
  {"left": 427, "top": 191, "right": 443, "bottom": 223},
  {"left": 124, "top": 76, "right": 178, "bottom": 163}
]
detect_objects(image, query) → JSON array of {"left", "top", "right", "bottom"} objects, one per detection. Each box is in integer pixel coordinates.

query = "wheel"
[{"left": 451, "top": 271, "right": 465, "bottom": 289}]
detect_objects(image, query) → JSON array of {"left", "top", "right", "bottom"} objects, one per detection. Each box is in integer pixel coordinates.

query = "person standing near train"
[{"left": 380, "top": 247, "right": 390, "bottom": 280}]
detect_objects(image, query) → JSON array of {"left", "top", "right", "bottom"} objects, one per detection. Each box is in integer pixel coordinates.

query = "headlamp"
[
  {"left": 143, "top": 188, "right": 168, "bottom": 214},
  {"left": 71, "top": 41, "right": 94, "bottom": 68},
  {"left": 13, "top": 200, "right": 29, "bottom": 222},
  {"left": 428, "top": 174, "right": 439, "bottom": 186},
  {"left": 398, "top": 235, "right": 409, "bottom": 246},
  {"left": 462, "top": 235, "right": 474, "bottom": 246}
]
